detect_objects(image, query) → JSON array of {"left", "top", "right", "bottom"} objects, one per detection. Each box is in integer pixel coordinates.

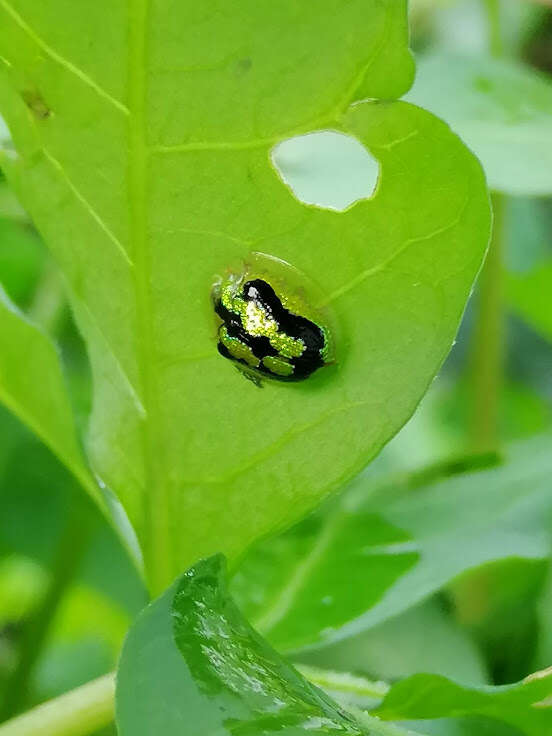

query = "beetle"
[{"left": 212, "top": 262, "right": 333, "bottom": 384}]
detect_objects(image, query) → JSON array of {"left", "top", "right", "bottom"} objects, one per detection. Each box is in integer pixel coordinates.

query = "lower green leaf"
[
  {"left": 397, "top": 718, "right": 523, "bottom": 736},
  {"left": 375, "top": 670, "right": 552, "bottom": 736},
  {"left": 233, "top": 435, "right": 552, "bottom": 652},
  {"left": 296, "top": 600, "right": 488, "bottom": 687},
  {"left": 116, "top": 554, "right": 427, "bottom": 735}
]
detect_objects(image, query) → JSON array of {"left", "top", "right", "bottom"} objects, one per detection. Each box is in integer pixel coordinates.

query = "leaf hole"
[{"left": 271, "top": 131, "right": 379, "bottom": 211}]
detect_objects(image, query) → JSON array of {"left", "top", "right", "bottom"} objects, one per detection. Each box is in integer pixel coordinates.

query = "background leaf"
[
  {"left": 0, "top": 407, "right": 146, "bottom": 713},
  {"left": 233, "top": 436, "right": 552, "bottom": 652},
  {"left": 296, "top": 667, "right": 523, "bottom": 736},
  {"left": 405, "top": 53, "right": 552, "bottom": 195},
  {"left": 375, "top": 669, "right": 552, "bottom": 736},
  {"left": 0, "top": 172, "right": 27, "bottom": 221},
  {"left": 297, "top": 600, "right": 488, "bottom": 686},
  {"left": 0, "top": 286, "right": 101, "bottom": 507},
  {"left": 0, "top": 0, "right": 490, "bottom": 590},
  {"left": 0, "top": 215, "right": 43, "bottom": 306},
  {"left": 397, "top": 720, "right": 523, "bottom": 736}
]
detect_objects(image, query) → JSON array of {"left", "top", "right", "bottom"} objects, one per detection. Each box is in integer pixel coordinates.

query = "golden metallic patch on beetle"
[
  {"left": 242, "top": 300, "right": 276, "bottom": 336},
  {"left": 319, "top": 326, "right": 332, "bottom": 362},
  {"left": 269, "top": 332, "right": 304, "bottom": 358},
  {"left": 223, "top": 287, "right": 305, "bottom": 358},
  {"left": 262, "top": 355, "right": 294, "bottom": 377},
  {"left": 219, "top": 326, "right": 259, "bottom": 367}
]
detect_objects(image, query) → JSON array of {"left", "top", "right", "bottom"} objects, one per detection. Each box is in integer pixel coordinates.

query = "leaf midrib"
[
  {"left": 121, "top": 3, "right": 399, "bottom": 596},
  {"left": 128, "top": 0, "right": 172, "bottom": 594},
  {"left": 0, "top": 0, "right": 129, "bottom": 114}
]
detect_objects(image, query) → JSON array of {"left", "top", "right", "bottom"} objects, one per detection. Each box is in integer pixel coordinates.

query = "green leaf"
[
  {"left": 449, "top": 558, "right": 547, "bottom": 685},
  {"left": 0, "top": 216, "right": 44, "bottom": 307},
  {"left": 536, "top": 565, "right": 552, "bottom": 671},
  {"left": 0, "top": 2, "right": 490, "bottom": 592},
  {"left": 233, "top": 436, "right": 552, "bottom": 652},
  {"left": 405, "top": 53, "right": 552, "bottom": 195},
  {"left": 232, "top": 508, "right": 420, "bottom": 653},
  {"left": 398, "top": 718, "right": 523, "bottom": 736},
  {"left": 0, "top": 176, "right": 27, "bottom": 221},
  {"left": 374, "top": 669, "right": 552, "bottom": 736},
  {"left": 297, "top": 600, "right": 488, "bottom": 686},
  {"left": 0, "top": 408, "right": 146, "bottom": 715},
  {"left": 0, "top": 286, "right": 102, "bottom": 507},
  {"left": 116, "top": 554, "right": 429, "bottom": 736},
  {"left": 0, "top": 407, "right": 146, "bottom": 613},
  {"left": 293, "top": 668, "right": 521, "bottom": 736}
]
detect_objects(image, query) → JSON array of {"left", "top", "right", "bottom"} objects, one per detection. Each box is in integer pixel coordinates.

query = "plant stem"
[
  {"left": 468, "top": 193, "right": 504, "bottom": 453},
  {"left": 297, "top": 664, "right": 389, "bottom": 700},
  {"left": 0, "top": 509, "right": 92, "bottom": 720},
  {"left": 472, "top": 0, "right": 507, "bottom": 457},
  {"left": 0, "top": 674, "right": 115, "bottom": 736},
  {"left": 0, "top": 666, "right": 386, "bottom": 736},
  {"left": 350, "top": 707, "right": 419, "bottom": 736},
  {"left": 484, "top": 0, "right": 504, "bottom": 57}
]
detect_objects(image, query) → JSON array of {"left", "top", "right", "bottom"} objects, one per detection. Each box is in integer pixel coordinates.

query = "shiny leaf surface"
[
  {"left": 116, "top": 555, "right": 427, "bottom": 735},
  {"left": 375, "top": 669, "right": 552, "bottom": 736}
]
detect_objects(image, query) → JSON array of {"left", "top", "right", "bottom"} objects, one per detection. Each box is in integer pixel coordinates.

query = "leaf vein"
[
  {"left": 194, "top": 400, "right": 372, "bottom": 487},
  {"left": 253, "top": 516, "right": 342, "bottom": 636},
  {"left": 0, "top": 0, "right": 129, "bottom": 115},
  {"left": 128, "top": 0, "right": 172, "bottom": 591},
  {"left": 71, "top": 294, "right": 146, "bottom": 416},
  {"left": 334, "top": 2, "right": 394, "bottom": 116},
  {"left": 150, "top": 138, "right": 277, "bottom": 154},
  {"left": 160, "top": 226, "right": 252, "bottom": 247},
  {"left": 319, "top": 197, "right": 470, "bottom": 307},
  {"left": 41, "top": 148, "right": 133, "bottom": 266}
]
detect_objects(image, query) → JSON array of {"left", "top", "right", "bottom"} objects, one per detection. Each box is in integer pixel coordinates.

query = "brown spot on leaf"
[
  {"left": 21, "top": 89, "right": 51, "bottom": 120},
  {"left": 235, "top": 57, "right": 252, "bottom": 76}
]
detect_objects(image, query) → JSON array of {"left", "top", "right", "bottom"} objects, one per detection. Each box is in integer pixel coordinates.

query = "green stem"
[
  {"left": 0, "top": 510, "right": 92, "bottom": 720},
  {"left": 468, "top": 194, "right": 504, "bottom": 452},
  {"left": 0, "top": 666, "right": 396, "bottom": 736},
  {"left": 0, "top": 675, "right": 114, "bottom": 736},
  {"left": 0, "top": 666, "right": 387, "bottom": 736},
  {"left": 297, "top": 664, "right": 389, "bottom": 700},
  {"left": 350, "top": 707, "right": 419, "bottom": 736},
  {"left": 484, "top": 0, "right": 504, "bottom": 57}
]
